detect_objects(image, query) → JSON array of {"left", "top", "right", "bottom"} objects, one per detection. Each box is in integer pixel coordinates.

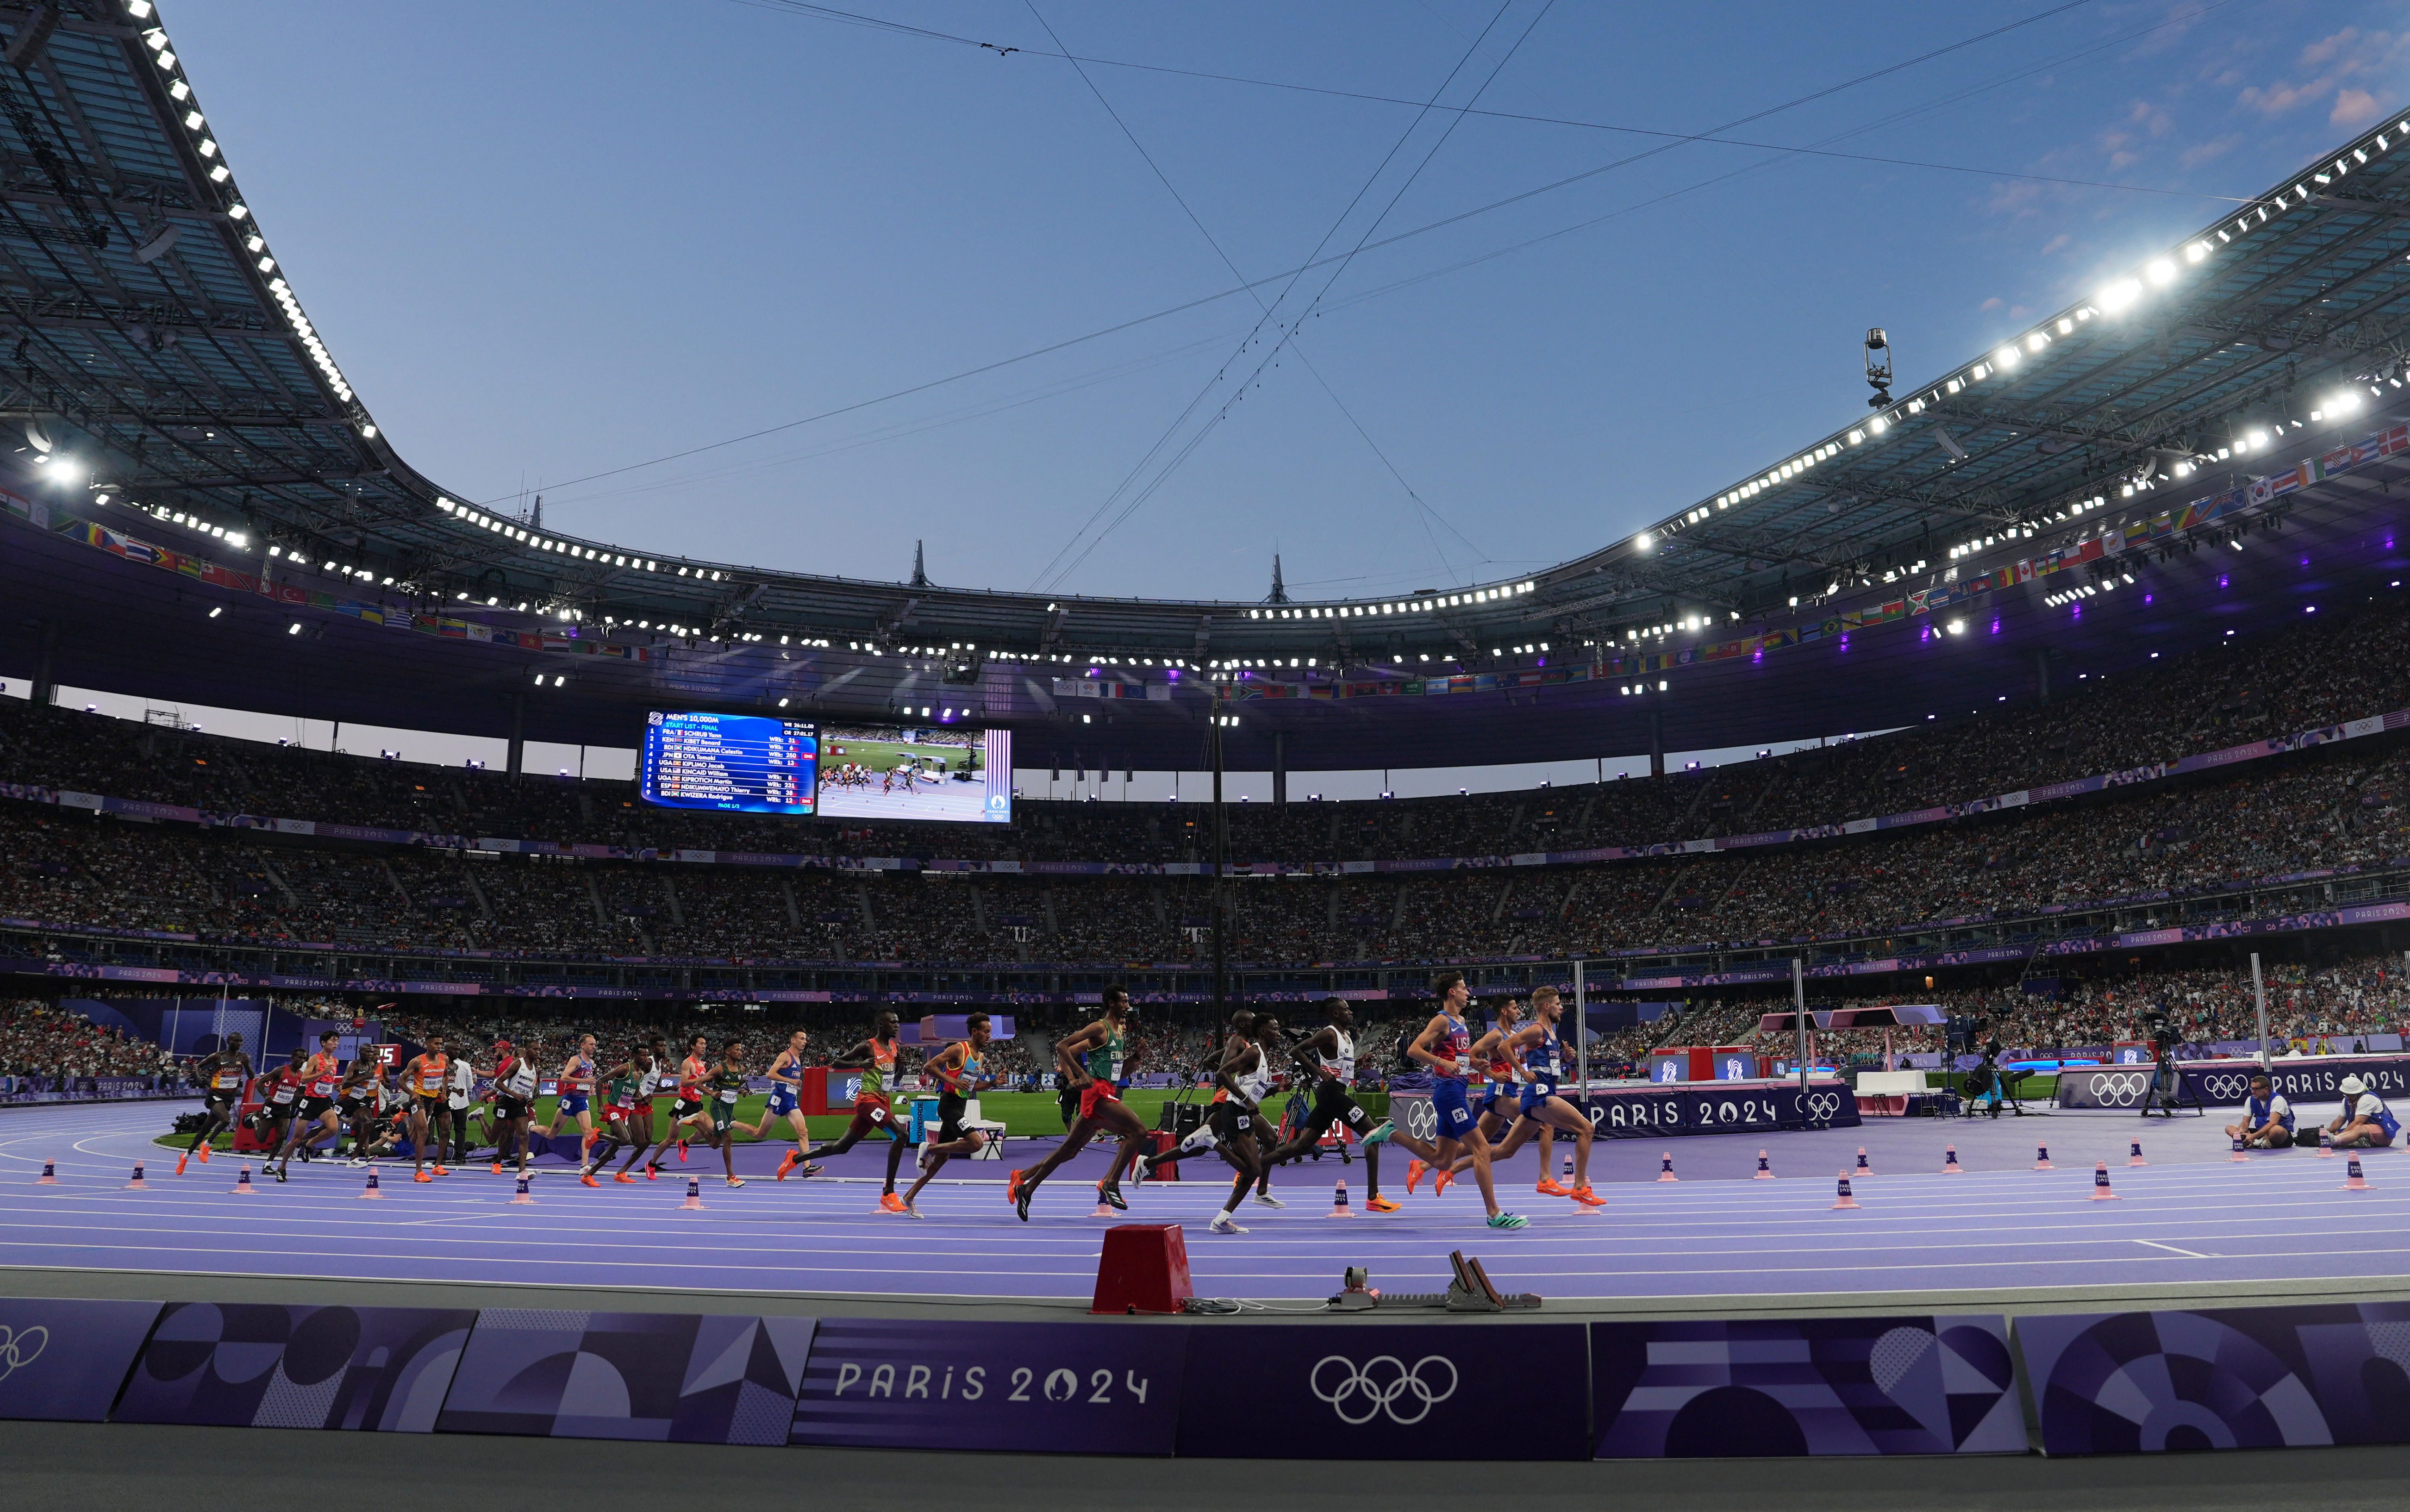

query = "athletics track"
[{"left": 2, "top": 1101, "right": 2405, "bottom": 1304}]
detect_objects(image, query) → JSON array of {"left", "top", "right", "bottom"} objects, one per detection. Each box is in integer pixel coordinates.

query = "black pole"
[{"left": 1211, "top": 705, "right": 1229, "bottom": 1021}]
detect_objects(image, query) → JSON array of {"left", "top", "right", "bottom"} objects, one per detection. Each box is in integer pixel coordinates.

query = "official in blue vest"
[
  {"left": 2223, "top": 1073, "right": 2295, "bottom": 1149},
  {"left": 2325, "top": 1075, "right": 2401, "bottom": 1149}
]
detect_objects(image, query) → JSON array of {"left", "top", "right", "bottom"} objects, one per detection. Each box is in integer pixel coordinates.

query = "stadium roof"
[{"left": 3, "top": 3, "right": 2410, "bottom": 774}]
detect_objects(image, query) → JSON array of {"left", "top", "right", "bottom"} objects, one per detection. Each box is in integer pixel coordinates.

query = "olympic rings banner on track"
[
  {"left": 1386, "top": 1079, "right": 1861, "bottom": 1144},
  {"left": 2055, "top": 1053, "right": 2410, "bottom": 1109},
  {"left": 20, "top": 1291, "right": 2410, "bottom": 1459}
]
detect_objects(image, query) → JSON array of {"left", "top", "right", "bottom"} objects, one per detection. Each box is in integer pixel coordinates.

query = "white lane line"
[{"left": 2137, "top": 1239, "right": 2215, "bottom": 1259}]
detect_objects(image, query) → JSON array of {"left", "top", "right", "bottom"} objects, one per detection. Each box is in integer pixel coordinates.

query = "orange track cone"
[
  {"left": 1943, "top": 1145, "right": 1963, "bottom": 1175},
  {"left": 37, "top": 1159, "right": 56, "bottom": 1185},
  {"left": 2343, "top": 1156, "right": 2371, "bottom": 1191},
  {"left": 1832, "top": 1172, "right": 1861, "bottom": 1209},
  {"left": 1656, "top": 1151, "right": 1678, "bottom": 1182},
  {"left": 359, "top": 1166, "right": 383, "bottom": 1199},
  {"left": 1754, "top": 1149, "right": 1773, "bottom": 1179},
  {"left": 231, "top": 1164, "right": 256, "bottom": 1195},
  {"left": 1855, "top": 1146, "right": 1873, "bottom": 1177},
  {"left": 2034, "top": 1143, "right": 2054, "bottom": 1171},
  {"left": 2128, "top": 1140, "right": 2148, "bottom": 1168},
  {"left": 2090, "top": 1162, "right": 2120, "bottom": 1200},
  {"left": 680, "top": 1176, "right": 705, "bottom": 1210},
  {"left": 1329, "top": 1178, "right": 1355, "bottom": 1217},
  {"left": 125, "top": 1161, "right": 148, "bottom": 1190},
  {"left": 511, "top": 1174, "right": 536, "bottom": 1205}
]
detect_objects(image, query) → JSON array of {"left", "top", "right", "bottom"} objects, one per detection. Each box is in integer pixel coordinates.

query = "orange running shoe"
[
  {"left": 879, "top": 1191, "right": 908, "bottom": 1214},
  {"left": 775, "top": 1150, "right": 800, "bottom": 1180},
  {"left": 1432, "top": 1168, "right": 1454, "bottom": 1198},
  {"left": 431, "top": 1165, "right": 450, "bottom": 1177},
  {"left": 614, "top": 1170, "right": 636, "bottom": 1183},
  {"left": 580, "top": 1173, "right": 600, "bottom": 1188},
  {"left": 176, "top": 1154, "right": 189, "bottom": 1176},
  {"left": 645, "top": 1164, "right": 660, "bottom": 1181},
  {"left": 1570, "top": 1185, "right": 1605, "bottom": 1206},
  {"left": 1366, "top": 1195, "right": 1401, "bottom": 1213},
  {"left": 196, "top": 1143, "right": 211, "bottom": 1164},
  {"left": 413, "top": 1170, "right": 433, "bottom": 1184},
  {"left": 1535, "top": 1178, "right": 1572, "bottom": 1197},
  {"left": 490, "top": 1162, "right": 503, "bottom": 1175},
  {"left": 1007, "top": 1169, "right": 1024, "bottom": 1206},
  {"left": 1406, "top": 1158, "right": 1427, "bottom": 1194},
  {"left": 677, "top": 1142, "right": 689, "bottom": 1163}
]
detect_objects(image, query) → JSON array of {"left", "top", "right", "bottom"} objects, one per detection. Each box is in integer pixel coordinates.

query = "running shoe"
[
  {"left": 918, "top": 1145, "right": 937, "bottom": 1175},
  {"left": 580, "top": 1173, "right": 600, "bottom": 1188},
  {"left": 1406, "top": 1158, "right": 1427, "bottom": 1194},
  {"left": 196, "top": 1143, "right": 210, "bottom": 1164},
  {"left": 1485, "top": 1211, "right": 1529, "bottom": 1230},
  {"left": 901, "top": 1199, "right": 924, "bottom": 1219},
  {"left": 677, "top": 1142, "right": 689, "bottom": 1163},
  {"left": 1208, "top": 1213, "right": 1249, "bottom": 1235},
  {"left": 725, "top": 1177, "right": 746, "bottom": 1189},
  {"left": 1098, "top": 1181, "right": 1128, "bottom": 1212},
  {"left": 879, "top": 1191, "right": 908, "bottom": 1214},
  {"left": 1250, "top": 1191, "right": 1286, "bottom": 1209},
  {"left": 775, "top": 1150, "right": 800, "bottom": 1180},
  {"left": 1433, "top": 1168, "right": 1454, "bottom": 1198},
  {"left": 1014, "top": 1180, "right": 1034, "bottom": 1224},
  {"left": 413, "top": 1170, "right": 433, "bottom": 1184},
  {"left": 1366, "top": 1195, "right": 1402, "bottom": 1213},
  {"left": 272, "top": 1166, "right": 287, "bottom": 1183},
  {"left": 1535, "top": 1178, "right": 1572, "bottom": 1197},
  {"left": 490, "top": 1162, "right": 503, "bottom": 1175},
  {"left": 1570, "top": 1186, "right": 1605, "bottom": 1207},
  {"left": 175, "top": 1155, "right": 188, "bottom": 1176},
  {"left": 1363, "top": 1119, "right": 1395, "bottom": 1147},
  {"left": 645, "top": 1164, "right": 659, "bottom": 1181},
  {"left": 614, "top": 1171, "right": 637, "bottom": 1184},
  {"left": 348, "top": 1157, "right": 370, "bottom": 1168},
  {"left": 1007, "top": 1169, "right": 1024, "bottom": 1206},
  {"left": 431, "top": 1165, "right": 450, "bottom": 1177}
]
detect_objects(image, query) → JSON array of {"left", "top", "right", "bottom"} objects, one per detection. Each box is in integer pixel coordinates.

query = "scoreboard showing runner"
[{"left": 639, "top": 710, "right": 820, "bottom": 815}]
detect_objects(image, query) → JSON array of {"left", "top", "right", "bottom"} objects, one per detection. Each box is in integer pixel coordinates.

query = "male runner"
[
  {"left": 253, "top": 1049, "right": 308, "bottom": 1166},
  {"left": 685, "top": 1039, "right": 752, "bottom": 1187},
  {"left": 796, "top": 1012, "right": 914, "bottom": 1211},
  {"left": 1374, "top": 973, "right": 1525, "bottom": 1229},
  {"left": 633, "top": 1036, "right": 674, "bottom": 1178},
  {"left": 1259, "top": 999, "right": 1395, "bottom": 1212},
  {"left": 1497, "top": 989, "right": 1600, "bottom": 1204},
  {"left": 271, "top": 1031, "right": 347, "bottom": 1181},
  {"left": 1143, "top": 1006, "right": 1274, "bottom": 1234},
  {"left": 1008, "top": 986, "right": 1151, "bottom": 1221},
  {"left": 541, "top": 1034, "right": 601, "bottom": 1159},
  {"left": 178, "top": 1032, "right": 250, "bottom": 1174},
  {"left": 1419, "top": 997, "right": 1544, "bottom": 1197},
  {"left": 581, "top": 1046, "right": 657, "bottom": 1185},
  {"left": 895, "top": 1013, "right": 1001, "bottom": 1216},
  {"left": 649, "top": 1032, "right": 712, "bottom": 1175},
  {"left": 400, "top": 1033, "right": 454, "bottom": 1182},
  {"left": 337, "top": 1050, "right": 383, "bottom": 1164},
  {"left": 1143, "top": 1010, "right": 1264, "bottom": 1176},
  {"left": 488, "top": 1037, "right": 540, "bottom": 1179},
  {"left": 746, "top": 1029, "right": 824, "bottom": 1180}
]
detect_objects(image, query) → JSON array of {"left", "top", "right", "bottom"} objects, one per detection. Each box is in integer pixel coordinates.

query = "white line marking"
[{"left": 2136, "top": 1239, "right": 2215, "bottom": 1259}]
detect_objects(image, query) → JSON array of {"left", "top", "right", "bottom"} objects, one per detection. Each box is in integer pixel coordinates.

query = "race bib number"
[
  {"left": 1235, "top": 1115, "right": 1251, "bottom": 1130},
  {"left": 718, "top": 1088, "right": 739, "bottom": 1103}
]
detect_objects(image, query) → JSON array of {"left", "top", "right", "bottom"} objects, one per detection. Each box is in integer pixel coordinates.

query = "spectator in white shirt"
[{"left": 2223, "top": 1073, "right": 2294, "bottom": 1149}]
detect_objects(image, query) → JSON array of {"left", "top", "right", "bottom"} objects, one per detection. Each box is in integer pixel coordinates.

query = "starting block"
[
  {"left": 1091, "top": 1223, "right": 1194, "bottom": 1315},
  {"left": 1325, "top": 1251, "right": 1542, "bottom": 1313}
]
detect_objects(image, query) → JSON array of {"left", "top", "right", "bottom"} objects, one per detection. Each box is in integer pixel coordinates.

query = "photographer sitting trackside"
[
  {"left": 2223, "top": 1073, "right": 2293, "bottom": 1149},
  {"left": 2323, "top": 1075, "right": 2400, "bottom": 1150}
]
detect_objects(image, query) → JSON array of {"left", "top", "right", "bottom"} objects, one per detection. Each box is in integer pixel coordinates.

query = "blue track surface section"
[{"left": 3, "top": 1102, "right": 2405, "bottom": 1302}]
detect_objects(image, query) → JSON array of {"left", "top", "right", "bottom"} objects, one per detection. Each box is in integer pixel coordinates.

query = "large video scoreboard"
[{"left": 639, "top": 711, "right": 818, "bottom": 814}]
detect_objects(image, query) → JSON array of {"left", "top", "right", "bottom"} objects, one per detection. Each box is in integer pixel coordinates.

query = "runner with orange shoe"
[
  {"left": 400, "top": 1033, "right": 454, "bottom": 1183},
  {"left": 795, "top": 1012, "right": 913, "bottom": 1211},
  {"left": 747, "top": 1030, "right": 823, "bottom": 1181},
  {"left": 177, "top": 1033, "right": 250, "bottom": 1174}
]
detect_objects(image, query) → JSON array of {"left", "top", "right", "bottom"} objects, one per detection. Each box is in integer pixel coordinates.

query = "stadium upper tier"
[{"left": 2, "top": 6, "right": 2410, "bottom": 769}]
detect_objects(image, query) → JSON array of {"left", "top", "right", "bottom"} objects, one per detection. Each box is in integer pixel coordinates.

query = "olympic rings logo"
[
  {"left": 1310, "top": 1354, "right": 1458, "bottom": 1425},
  {"left": 2090, "top": 1072, "right": 2148, "bottom": 1106},
  {"left": 2203, "top": 1074, "right": 2249, "bottom": 1102},
  {"left": 1804, "top": 1093, "right": 1840, "bottom": 1121},
  {"left": 0, "top": 1324, "right": 48, "bottom": 1384}
]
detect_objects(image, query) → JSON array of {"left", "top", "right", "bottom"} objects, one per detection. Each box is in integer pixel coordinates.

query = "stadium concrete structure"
[{"left": 7, "top": 5, "right": 2410, "bottom": 1486}]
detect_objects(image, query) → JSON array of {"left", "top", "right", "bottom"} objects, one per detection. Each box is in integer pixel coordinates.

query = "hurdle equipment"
[
  {"left": 1328, "top": 1178, "right": 1355, "bottom": 1217},
  {"left": 680, "top": 1177, "right": 704, "bottom": 1210},
  {"left": 125, "top": 1161, "right": 148, "bottom": 1190},
  {"left": 2128, "top": 1140, "right": 2148, "bottom": 1168},
  {"left": 1656, "top": 1151, "right": 1678, "bottom": 1182},
  {"left": 1754, "top": 1149, "right": 1773, "bottom": 1179},
  {"left": 1832, "top": 1173, "right": 1861, "bottom": 1209},
  {"left": 2034, "top": 1143, "right": 2054, "bottom": 1170},
  {"left": 1090, "top": 1224, "right": 1194, "bottom": 1315},
  {"left": 37, "top": 1159, "right": 56, "bottom": 1185},
  {"left": 510, "top": 1174, "right": 535, "bottom": 1205},
  {"left": 2090, "top": 1162, "right": 2120, "bottom": 1201},
  {"left": 231, "top": 1165, "right": 256, "bottom": 1195},
  {"left": 358, "top": 1166, "right": 383, "bottom": 1199},
  {"left": 2343, "top": 1156, "right": 2371, "bottom": 1191},
  {"left": 1943, "top": 1145, "right": 1963, "bottom": 1175},
  {"left": 1855, "top": 1147, "right": 1873, "bottom": 1177},
  {"left": 2231, "top": 1136, "right": 2250, "bottom": 1162}
]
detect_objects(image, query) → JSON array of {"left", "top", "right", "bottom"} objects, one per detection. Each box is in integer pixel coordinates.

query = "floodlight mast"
[{"left": 1210, "top": 705, "right": 1229, "bottom": 1022}]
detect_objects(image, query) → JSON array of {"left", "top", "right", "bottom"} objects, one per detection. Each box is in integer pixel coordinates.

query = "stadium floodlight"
[
  {"left": 207, "top": 606, "right": 221, "bottom": 618},
  {"left": 2144, "top": 258, "right": 2178, "bottom": 286},
  {"left": 2098, "top": 277, "right": 2143, "bottom": 312},
  {"left": 287, "top": 623, "right": 301, "bottom": 634}
]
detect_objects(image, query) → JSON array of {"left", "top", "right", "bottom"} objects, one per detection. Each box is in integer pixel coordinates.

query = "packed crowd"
[{"left": 0, "top": 997, "right": 175, "bottom": 1084}]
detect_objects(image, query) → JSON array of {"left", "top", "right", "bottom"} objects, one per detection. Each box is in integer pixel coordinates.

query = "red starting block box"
[{"left": 1091, "top": 1223, "right": 1193, "bottom": 1315}]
